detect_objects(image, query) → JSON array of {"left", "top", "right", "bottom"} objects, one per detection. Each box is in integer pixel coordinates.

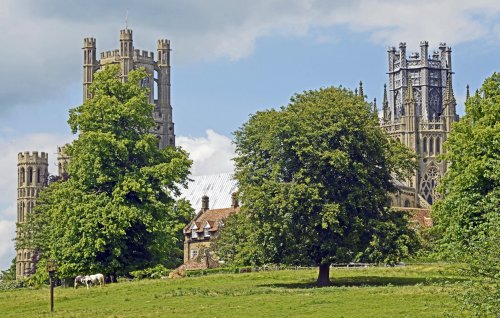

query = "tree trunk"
[{"left": 317, "top": 263, "right": 331, "bottom": 287}]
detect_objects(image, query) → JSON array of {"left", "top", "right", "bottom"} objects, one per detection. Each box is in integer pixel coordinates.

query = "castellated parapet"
[
  {"left": 16, "top": 151, "right": 49, "bottom": 278},
  {"left": 82, "top": 29, "right": 175, "bottom": 148}
]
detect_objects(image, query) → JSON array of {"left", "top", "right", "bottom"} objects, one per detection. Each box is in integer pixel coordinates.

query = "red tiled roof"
[{"left": 184, "top": 207, "right": 239, "bottom": 233}]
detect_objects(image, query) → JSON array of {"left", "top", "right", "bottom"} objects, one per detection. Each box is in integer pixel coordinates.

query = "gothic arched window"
[
  {"left": 436, "top": 137, "right": 441, "bottom": 154},
  {"left": 429, "top": 89, "right": 441, "bottom": 120},
  {"left": 36, "top": 168, "right": 40, "bottom": 184},
  {"left": 420, "top": 165, "right": 440, "bottom": 205},
  {"left": 20, "top": 168, "right": 25, "bottom": 186},
  {"left": 429, "top": 137, "right": 434, "bottom": 155},
  {"left": 28, "top": 167, "right": 33, "bottom": 185},
  {"left": 423, "top": 137, "right": 427, "bottom": 153}
]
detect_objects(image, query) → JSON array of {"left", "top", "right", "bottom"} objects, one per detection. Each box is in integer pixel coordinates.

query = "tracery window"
[
  {"left": 428, "top": 89, "right": 441, "bottom": 120},
  {"left": 420, "top": 165, "right": 440, "bottom": 205}
]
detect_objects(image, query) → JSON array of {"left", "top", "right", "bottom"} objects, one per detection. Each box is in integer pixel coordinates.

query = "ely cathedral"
[
  {"left": 14, "top": 35, "right": 458, "bottom": 278},
  {"left": 381, "top": 41, "right": 458, "bottom": 207}
]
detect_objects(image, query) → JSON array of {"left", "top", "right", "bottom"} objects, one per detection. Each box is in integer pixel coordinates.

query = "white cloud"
[
  {"left": 1, "top": 0, "right": 499, "bottom": 111},
  {"left": 177, "top": 130, "right": 235, "bottom": 176},
  {"left": 329, "top": 0, "right": 500, "bottom": 49},
  {"left": 0, "top": 132, "right": 73, "bottom": 270},
  {"left": 0, "top": 219, "right": 16, "bottom": 270}
]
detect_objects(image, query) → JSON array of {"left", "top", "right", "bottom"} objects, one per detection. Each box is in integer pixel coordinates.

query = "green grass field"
[{"left": 0, "top": 264, "right": 468, "bottom": 317}]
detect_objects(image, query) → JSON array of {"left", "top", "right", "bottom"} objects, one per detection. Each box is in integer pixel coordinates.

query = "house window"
[{"left": 191, "top": 249, "right": 198, "bottom": 259}]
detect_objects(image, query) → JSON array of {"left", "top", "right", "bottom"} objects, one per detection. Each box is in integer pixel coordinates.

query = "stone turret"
[
  {"left": 83, "top": 37, "right": 97, "bottom": 100},
  {"left": 119, "top": 29, "right": 134, "bottom": 81},
  {"left": 57, "top": 145, "right": 70, "bottom": 177},
  {"left": 16, "top": 151, "right": 49, "bottom": 278}
]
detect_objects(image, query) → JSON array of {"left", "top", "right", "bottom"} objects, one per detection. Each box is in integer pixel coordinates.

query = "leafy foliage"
[
  {"left": 0, "top": 258, "right": 17, "bottom": 282},
  {"left": 19, "top": 65, "right": 192, "bottom": 278},
  {"left": 129, "top": 264, "right": 170, "bottom": 280},
  {"left": 218, "top": 87, "right": 417, "bottom": 285},
  {"left": 432, "top": 73, "right": 500, "bottom": 316}
]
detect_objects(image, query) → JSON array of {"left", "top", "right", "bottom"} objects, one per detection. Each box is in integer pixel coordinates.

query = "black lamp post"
[{"left": 46, "top": 260, "right": 57, "bottom": 313}]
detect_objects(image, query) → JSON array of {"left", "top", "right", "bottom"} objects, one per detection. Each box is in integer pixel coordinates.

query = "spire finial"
[
  {"left": 466, "top": 84, "right": 470, "bottom": 101},
  {"left": 359, "top": 81, "right": 364, "bottom": 100},
  {"left": 382, "top": 83, "right": 389, "bottom": 121},
  {"left": 445, "top": 73, "right": 456, "bottom": 105},
  {"left": 373, "top": 98, "right": 378, "bottom": 119},
  {"left": 354, "top": 88, "right": 358, "bottom": 96}
]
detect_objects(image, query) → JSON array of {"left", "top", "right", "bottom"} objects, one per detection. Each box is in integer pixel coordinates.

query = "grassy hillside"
[{"left": 0, "top": 264, "right": 467, "bottom": 317}]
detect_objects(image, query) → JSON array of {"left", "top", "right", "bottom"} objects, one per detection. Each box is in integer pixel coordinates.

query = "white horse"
[
  {"left": 74, "top": 275, "right": 93, "bottom": 289},
  {"left": 88, "top": 273, "right": 105, "bottom": 288}
]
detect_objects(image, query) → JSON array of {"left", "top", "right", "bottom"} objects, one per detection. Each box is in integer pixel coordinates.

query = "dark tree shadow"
[{"left": 259, "top": 275, "right": 467, "bottom": 289}]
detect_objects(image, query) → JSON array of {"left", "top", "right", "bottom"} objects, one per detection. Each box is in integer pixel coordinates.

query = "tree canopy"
[
  {"left": 20, "top": 65, "right": 192, "bottom": 280},
  {"left": 432, "top": 73, "right": 499, "bottom": 316},
  {"left": 217, "top": 87, "right": 417, "bottom": 286}
]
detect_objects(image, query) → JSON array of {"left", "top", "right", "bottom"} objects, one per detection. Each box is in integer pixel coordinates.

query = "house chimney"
[
  {"left": 201, "top": 195, "right": 209, "bottom": 212},
  {"left": 231, "top": 192, "right": 239, "bottom": 208}
]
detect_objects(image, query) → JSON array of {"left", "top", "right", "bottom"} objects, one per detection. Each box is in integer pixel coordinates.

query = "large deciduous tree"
[
  {"left": 20, "top": 65, "right": 192, "bottom": 279},
  {"left": 432, "top": 73, "right": 499, "bottom": 316},
  {"left": 218, "top": 87, "right": 417, "bottom": 286}
]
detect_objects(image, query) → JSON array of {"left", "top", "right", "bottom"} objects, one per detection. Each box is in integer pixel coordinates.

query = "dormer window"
[
  {"left": 190, "top": 223, "right": 198, "bottom": 239},
  {"left": 204, "top": 222, "right": 211, "bottom": 237}
]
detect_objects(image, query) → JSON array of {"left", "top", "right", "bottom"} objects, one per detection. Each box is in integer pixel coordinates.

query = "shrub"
[{"left": 130, "top": 265, "right": 170, "bottom": 280}]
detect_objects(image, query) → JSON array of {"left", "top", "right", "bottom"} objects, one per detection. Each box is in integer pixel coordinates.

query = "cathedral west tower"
[{"left": 83, "top": 29, "right": 175, "bottom": 148}]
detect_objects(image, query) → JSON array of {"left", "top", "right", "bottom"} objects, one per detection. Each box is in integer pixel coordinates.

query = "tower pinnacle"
[{"left": 382, "top": 83, "right": 389, "bottom": 121}]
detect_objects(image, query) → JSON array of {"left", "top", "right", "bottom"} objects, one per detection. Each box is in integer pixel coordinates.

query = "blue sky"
[{"left": 0, "top": 0, "right": 499, "bottom": 270}]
